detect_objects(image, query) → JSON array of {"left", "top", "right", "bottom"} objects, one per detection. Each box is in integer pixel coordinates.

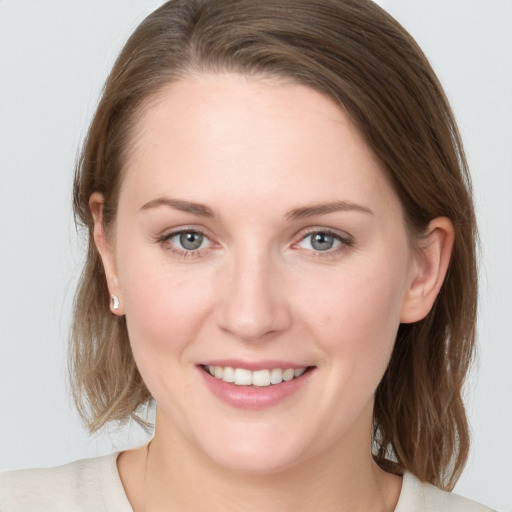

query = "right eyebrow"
[
  {"left": 139, "top": 197, "right": 216, "bottom": 218},
  {"left": 285, "top": 200, "right": 374, "bottom": 221}
]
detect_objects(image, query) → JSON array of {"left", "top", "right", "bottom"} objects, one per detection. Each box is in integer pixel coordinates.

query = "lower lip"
[{"left": 198, "top": 367, "right": 313, "bottom": 410}]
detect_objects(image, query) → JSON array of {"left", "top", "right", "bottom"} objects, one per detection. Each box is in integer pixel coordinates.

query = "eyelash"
[
  {"left": 293, "top": 228, "right": 353, "bottom": 258},
  {"left": 157, "top": 228, "right": 212, "bottom": 258},
  {"left": 156, "top": 227, "right": 353, "bottom": 259}
]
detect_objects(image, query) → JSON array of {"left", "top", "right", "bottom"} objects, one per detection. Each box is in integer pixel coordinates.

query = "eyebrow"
[
  {"left": 140, "top": 197, "right": 374, "bottom": 220},
  {"left": 285, "top": 201, "right": 374, "bottom": 220},
  {"left": 140, "top": 197, "right": 216, "bottom": 217}
]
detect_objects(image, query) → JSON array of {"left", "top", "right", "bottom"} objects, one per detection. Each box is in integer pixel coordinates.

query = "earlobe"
[
  {"left": 89, "top": 192, "right": 125, "bottom": 316},
  {"left": 400, "top": 217, "right": 454, "bottom": 324}
]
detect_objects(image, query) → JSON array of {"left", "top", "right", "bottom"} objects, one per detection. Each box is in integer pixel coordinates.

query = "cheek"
[
  {"left": 307, "top": 266, "right": 406, "bottom": 344},
  {"left": 299, "top": 249, "right": 411, "bottom": 387},
  {"left": 117, "top": 249, "right": 216, "bottom": 365},
  {"left": 118, "top": 262, "right": 219, "bottom": 411}
]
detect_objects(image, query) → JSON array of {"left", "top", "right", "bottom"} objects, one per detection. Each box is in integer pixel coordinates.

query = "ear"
[
  {"left": 400, "top": 217, "right": 454, "bottom": 324},
  {"left": 89, "top": 192, "right": 125, "bottom": 316}
]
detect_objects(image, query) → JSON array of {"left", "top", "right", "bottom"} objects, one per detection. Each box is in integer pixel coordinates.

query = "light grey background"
[{"left": 1, "top": 1, "right": 510, "bottom": 510}]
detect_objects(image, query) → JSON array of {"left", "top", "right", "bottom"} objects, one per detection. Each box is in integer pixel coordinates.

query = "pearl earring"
[{"left": 111, "top": 295, "right": 120, "bottom": 311}]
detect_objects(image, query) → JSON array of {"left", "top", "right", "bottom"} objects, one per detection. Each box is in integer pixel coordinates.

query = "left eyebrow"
[
  {"left": 139, "top": 197, "right": 216, "bottom": 217},
  {"left": 285, "top": 201, "right": 374, "bottom": 221}
]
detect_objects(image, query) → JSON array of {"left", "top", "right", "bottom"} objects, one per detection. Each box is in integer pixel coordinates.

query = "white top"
[{"left": 0, "top": 453, "right": 495, "bottom": 511}]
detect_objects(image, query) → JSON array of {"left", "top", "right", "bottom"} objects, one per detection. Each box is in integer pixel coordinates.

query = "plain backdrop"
[{"left": 0, "top": 1, "right": 511, "bottom": 510}]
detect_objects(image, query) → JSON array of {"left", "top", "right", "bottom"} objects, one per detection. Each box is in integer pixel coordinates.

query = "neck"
[{"left": 118, "top": 413, "right": 401, "bottom": 512}]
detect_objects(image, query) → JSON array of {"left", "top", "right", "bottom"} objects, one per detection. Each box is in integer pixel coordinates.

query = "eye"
[
  {"left": 300, "top": 232, "right": 340, "bottom": 251},
  {"left": 166, "top": 230, "right": 210, "bottom": 251},
  {"left": 295, "top": 230, "right": 351, "bottom": 253}
]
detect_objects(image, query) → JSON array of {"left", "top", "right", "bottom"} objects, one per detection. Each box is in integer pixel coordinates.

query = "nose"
[{"left": 216, "top": 248, "right": 292, "bottom": 342}]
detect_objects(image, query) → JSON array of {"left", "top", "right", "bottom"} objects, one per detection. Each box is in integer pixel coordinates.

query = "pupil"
[
  {"left": 180, "top": 232, "right": 203, "bottom": 250},
  {"left": 311, "top": 233, "right": 334, "bottom": 251}
]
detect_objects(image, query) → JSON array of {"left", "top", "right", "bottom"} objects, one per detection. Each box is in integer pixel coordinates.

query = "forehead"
[{"left": 119, "top": 73, "right": 399, "bottom": 218}]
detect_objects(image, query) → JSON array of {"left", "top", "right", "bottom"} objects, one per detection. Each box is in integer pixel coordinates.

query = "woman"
[{"left": 0, "top": 0, "right": 495, "bottom": 510}]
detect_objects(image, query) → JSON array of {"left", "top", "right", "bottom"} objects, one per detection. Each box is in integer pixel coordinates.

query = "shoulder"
[
  {"left": 396, "top": 472, "right": 496, "bottom": 512},
  {"left": 0, "top": 452, "right": 132, "bottom": 512}
]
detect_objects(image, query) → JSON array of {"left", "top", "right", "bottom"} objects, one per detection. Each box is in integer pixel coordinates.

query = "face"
[{"left": 96, "top": 73, "right": 424, "bottom": 474}]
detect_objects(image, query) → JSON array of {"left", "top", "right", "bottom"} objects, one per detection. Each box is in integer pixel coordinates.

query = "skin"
[{"left": 91, "top": 73, "right": 454, "bottom": 512}]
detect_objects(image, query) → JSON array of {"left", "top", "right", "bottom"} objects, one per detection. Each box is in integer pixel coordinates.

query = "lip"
[
  {"left": 197, "top": 362, "right": 314, "bottom": 410},
  {"left": 198, "top": 359, "right": 308, "bottom": 371}
]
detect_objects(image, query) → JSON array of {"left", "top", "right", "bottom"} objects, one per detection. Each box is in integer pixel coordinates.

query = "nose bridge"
[{"left": 217, "top": 242, "right": 291, "bottom": 341}]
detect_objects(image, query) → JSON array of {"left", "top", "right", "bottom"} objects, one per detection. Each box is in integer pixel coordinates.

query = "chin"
[
  {"left": 208, "top": 449, "right": 304, "bottom": 476},
  {"left": 195, "top": 424, "right": 311, "bottom": 475}
]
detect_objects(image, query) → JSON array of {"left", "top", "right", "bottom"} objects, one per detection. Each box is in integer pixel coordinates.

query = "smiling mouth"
[{"left": 202, "top": 365, "right": 312, "bottom": 387}]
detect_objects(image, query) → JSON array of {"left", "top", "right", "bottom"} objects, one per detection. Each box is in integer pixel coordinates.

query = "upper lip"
[{"left": 197, "top": 359, "right": 311, "bottom": 371}]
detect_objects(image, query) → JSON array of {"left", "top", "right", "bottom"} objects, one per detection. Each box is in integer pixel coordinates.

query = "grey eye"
[
  {"left": 310, "top": 233, "right": 336, "bottom": 251},
  {"left": 178, "top": 231, "right": 205, "bottom": 250},
  {"left": 296, "top": 231, "right": 343, "bottom": 252}
]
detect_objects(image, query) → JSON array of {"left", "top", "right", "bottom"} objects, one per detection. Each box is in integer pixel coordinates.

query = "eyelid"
[
  {"left": 157, "top": 225, "right": 209, "bottom": 239},
  {"left": 291, "top": 226, "right": 354, "bottom": 253},
  {"left": 154, "top": 225, "right": 353, "bottom": 258},
  {"left": 169, "top": 230, "right": 209, "bottom": 250},
  {"left": 155, "top": 225, "right": 218, "bottom": 257}
]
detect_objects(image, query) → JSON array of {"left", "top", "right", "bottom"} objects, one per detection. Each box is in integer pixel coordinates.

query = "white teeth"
[
  {"left": 294, "top": 368, "right": 306, "bottom": 377},
  {"left": 252, "top": 369, "right": 270, "bottom": 387},
  {"left": 234, "top": 368, "right": 252, "bottom": 385},
  {"left": 282, "top": 368, "right": 295, "bottom": 381},
  {"left": 206, "top": 365, "right": 308, "bottom": 387},
  {"left": 222, "top": 366, "right": 235, "bottom": 383},
  {"left": 270, "top": 368, "right": 283, "bottom": 384}
]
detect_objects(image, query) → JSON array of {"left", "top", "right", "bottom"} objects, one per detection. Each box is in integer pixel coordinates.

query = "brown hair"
[{"left": 71, "top": 0, "right": 477, "bottom": 490}]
